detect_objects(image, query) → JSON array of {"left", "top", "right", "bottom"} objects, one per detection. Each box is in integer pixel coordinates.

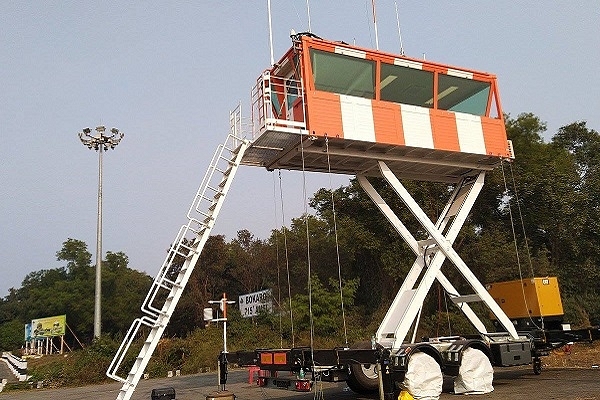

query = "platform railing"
[{"left": 251, "top": 71, "right": 306, "bottom": 140}]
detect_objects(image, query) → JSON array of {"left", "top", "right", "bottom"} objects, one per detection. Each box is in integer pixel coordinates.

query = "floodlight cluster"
[{"left": 78, "top": 125, "right": 124, "bottom": 151}]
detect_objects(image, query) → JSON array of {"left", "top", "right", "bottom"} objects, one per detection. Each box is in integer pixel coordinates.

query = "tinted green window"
[
  {"left": 380, "top": 63, "right": 434, "bottom": 107},
  {"left": 437, "top": 74, "right": 490, "bottom": 116},
  {"left": 310, "top": 49, "right": 375, "bottom": 99}
]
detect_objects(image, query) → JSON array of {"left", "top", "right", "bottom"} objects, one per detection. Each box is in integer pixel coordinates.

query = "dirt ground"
[{"left": 543, "top": 340, "right": 600, "bottom": 369}]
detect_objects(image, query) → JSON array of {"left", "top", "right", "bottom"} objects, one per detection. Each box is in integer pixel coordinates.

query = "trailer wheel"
[
  {"left": 347, "top": 362, "right": 379, "bottom": 394},
  {"left": 403, "top": 352, "right": 442, "bottom": 399},
  {"left": 454, "top": 347, "right": 494, "bottom": 394}
]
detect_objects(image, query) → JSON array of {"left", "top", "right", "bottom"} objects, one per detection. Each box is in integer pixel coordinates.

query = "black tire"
[{"left": 347, "top": 362, "right": 379, "bottom": 395}]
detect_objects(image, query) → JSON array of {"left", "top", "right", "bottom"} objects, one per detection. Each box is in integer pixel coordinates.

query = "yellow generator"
[{"left": 487, "top": 277, "right": 564, "bottom": 330}]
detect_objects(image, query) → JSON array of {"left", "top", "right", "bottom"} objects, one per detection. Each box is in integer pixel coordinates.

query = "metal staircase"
[{"left": 107, "top": 107, "right": 249, "bottom": 400}]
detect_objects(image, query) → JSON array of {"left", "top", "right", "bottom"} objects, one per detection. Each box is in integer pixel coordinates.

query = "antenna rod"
[
  {"left": 306, "top": 0, "right": 312, "bottom": 32},
  {"left": 395, "top": 0, "right": 405, "bottom": 55},
  {"left": 372, "top": 0, "right": 379, "bottom": 50},
  {"left": 268, "top": 0, "right": 274, "bottom": 65}
]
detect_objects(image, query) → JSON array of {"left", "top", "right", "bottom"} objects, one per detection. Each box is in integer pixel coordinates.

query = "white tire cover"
[
  {"left": 403, "top": 351, "right": 442, "bottom": 400},
  {"left": 453, "top": 347, "right": 494, "bottom": 394}
]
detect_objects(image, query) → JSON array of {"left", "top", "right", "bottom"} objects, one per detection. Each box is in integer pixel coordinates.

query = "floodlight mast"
[{"left": 78, "top": 125, "right": 124, "bottom": 338}]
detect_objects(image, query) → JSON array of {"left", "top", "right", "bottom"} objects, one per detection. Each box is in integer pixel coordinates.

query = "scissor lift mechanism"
[{"left": 358, "top": 164, "right": 519, "bottom": 348}]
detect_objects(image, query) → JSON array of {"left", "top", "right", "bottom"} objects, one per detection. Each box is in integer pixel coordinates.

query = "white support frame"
[{"left": 358, "top": 161, "right": 518, "bottom": 348}]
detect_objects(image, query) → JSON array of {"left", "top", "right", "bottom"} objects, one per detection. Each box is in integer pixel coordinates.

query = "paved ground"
[
  {"left": 0, "top": 367, "right": 599, "bottom": 400},
  {"left": 0, "top": 362, "right": 16, "bottom": 383}
]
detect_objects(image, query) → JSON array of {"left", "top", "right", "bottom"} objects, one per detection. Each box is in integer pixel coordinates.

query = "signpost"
[
  {"left": 238, "top": 289, "right": 273, "bottom": 318},
  {"left": 32, "top": 315, "right": 66, "bottom": 337},
  {"left": 25, "top": 314, "right": 67, "bottom": 355}
]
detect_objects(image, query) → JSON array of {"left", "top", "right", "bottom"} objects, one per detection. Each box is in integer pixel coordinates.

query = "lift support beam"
[{"left": 358, "top": 161, "right": 519, "bottom": 348}]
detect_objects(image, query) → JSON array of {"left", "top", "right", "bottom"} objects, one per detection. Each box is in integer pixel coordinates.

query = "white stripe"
[
  {"left": 340, "top": 95, "right": 375, "bottom": 142},
  {"left": 447, "top": 68, "right": 473, "bottom": 79},
  {"left": 335, "top": 46, "right": 367, "bottom": 59},
  {"left": 455, "top": 112, "right": 486, "bottom": 154},
  {"left": 394, "top": 58, "right": 423, "bottom": 70},
  {"left": 401, "top": 105, "right": 434, "bottom": 149}
]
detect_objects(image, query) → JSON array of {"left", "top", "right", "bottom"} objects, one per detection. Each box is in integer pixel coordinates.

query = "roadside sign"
[
  {"left": 31, "top": 315, "right": 66, "bottom": 337},
  {"left": 239, "top": 289, "right": 273, "bottom": 318}
]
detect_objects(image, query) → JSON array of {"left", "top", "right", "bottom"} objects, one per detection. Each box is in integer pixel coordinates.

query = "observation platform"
[
  {"left": 243, "top": 130, "right": 507, "bottom": 183},
  {"left": 241, "top": 33, "right": 513, "bottom": 183}
]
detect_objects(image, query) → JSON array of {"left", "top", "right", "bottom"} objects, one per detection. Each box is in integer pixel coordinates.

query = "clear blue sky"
[{"left": 1, "top": 1, "right": 598, "bottom": 297}]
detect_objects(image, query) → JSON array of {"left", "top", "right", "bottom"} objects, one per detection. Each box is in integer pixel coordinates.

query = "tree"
[
  {"left": 168, "top": 235, "right": 229, "bottom": 336},
  {"left": 228, "top": 230, "right": 276, "bottom": 294},
  {"left": 550, "top": 121, "right": 600, "bottom": 306},
  {"left": 0, "top": 239, "right": 152, "bottom": 345},
  {"left": 104, "top": 251, "right": 129, "bottom": 271},
  {"left": 283, "top": 275, "right": 359, "bottom": 339},
  {"left": 0, "top": 319, "right": 23, "bottom": 352},
  {"left": 102, "top": 254, "right": 152, "bottom": 337},
  {"left": 56, "top": 238, "right": 92, "bottom": 276}
]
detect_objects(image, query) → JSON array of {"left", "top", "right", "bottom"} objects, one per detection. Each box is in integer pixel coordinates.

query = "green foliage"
[
  {"left": 288, "top": 275, "right": 358, "bottom": 338},
  {"left": 563, "top": 293, "right": 600, "bottom": 327},
  {"left": 0, "top": 239, "right": 151, "bottom": 349},
  {"left": 56, "top": 238, "right": 92, "bottom": 275},
  {"left": 0, "top": 319, "right": 24, "bottom": 352},
  {"left": 102, "top": 266, "right": 152, "bottom": 336},
  {"left": 27, "top": 337, "right": 117, "bottom": 387},
  {"left": 174, "top": 328, "right": 223, "bottom": 374}
]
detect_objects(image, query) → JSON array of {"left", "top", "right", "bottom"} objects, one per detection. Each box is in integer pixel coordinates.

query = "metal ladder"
[{"left": 107, "top": 108, "right": 249, "bottom": 400}]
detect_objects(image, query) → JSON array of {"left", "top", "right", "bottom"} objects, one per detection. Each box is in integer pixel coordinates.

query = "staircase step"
[
  {"left": 159, "top": 278, "right": 181, "bottom": 289},
  {"left": 197, "top": 210, "right": 212, "bottom": 220},
  {"left": 214, "top": 166, "right": 226, "bottom": 174},
  {"left": 203, "top": 217, "right": 214, "bottom": 225}
]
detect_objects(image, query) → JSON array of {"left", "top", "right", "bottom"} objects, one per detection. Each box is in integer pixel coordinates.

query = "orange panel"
[
  {"left": 305, "top": 91, "right": 343, "bottom": 138},
  {"left": 481, "top": 118, "right": 510, "bottom": 157},
  {"left": 296, "top": 35, "right": 510, "bottom": 159},
  {"left": 372, "top": 100, "right": 404, "bottom": 145},
  {"left": 430, "top": 110, "right": 460, "bottom": 152},
  {"left": 292, "top": 99, "right": 305, "bottom": 123},
  {"left": 260, "top": 353, "right": 273, "bottom": 365},
  {"left": 273, "top": 352, "right": 287, "bottom": 365}
]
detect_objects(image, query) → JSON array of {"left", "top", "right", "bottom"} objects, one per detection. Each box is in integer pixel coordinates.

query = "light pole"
[{"left": 79, "top": 125, "right": 124, "bottom": 338}]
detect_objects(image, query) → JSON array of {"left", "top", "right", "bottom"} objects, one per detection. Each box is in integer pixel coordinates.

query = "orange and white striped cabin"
[{"left": 242, "top": 33, "right": 513, "bottom": 183}]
